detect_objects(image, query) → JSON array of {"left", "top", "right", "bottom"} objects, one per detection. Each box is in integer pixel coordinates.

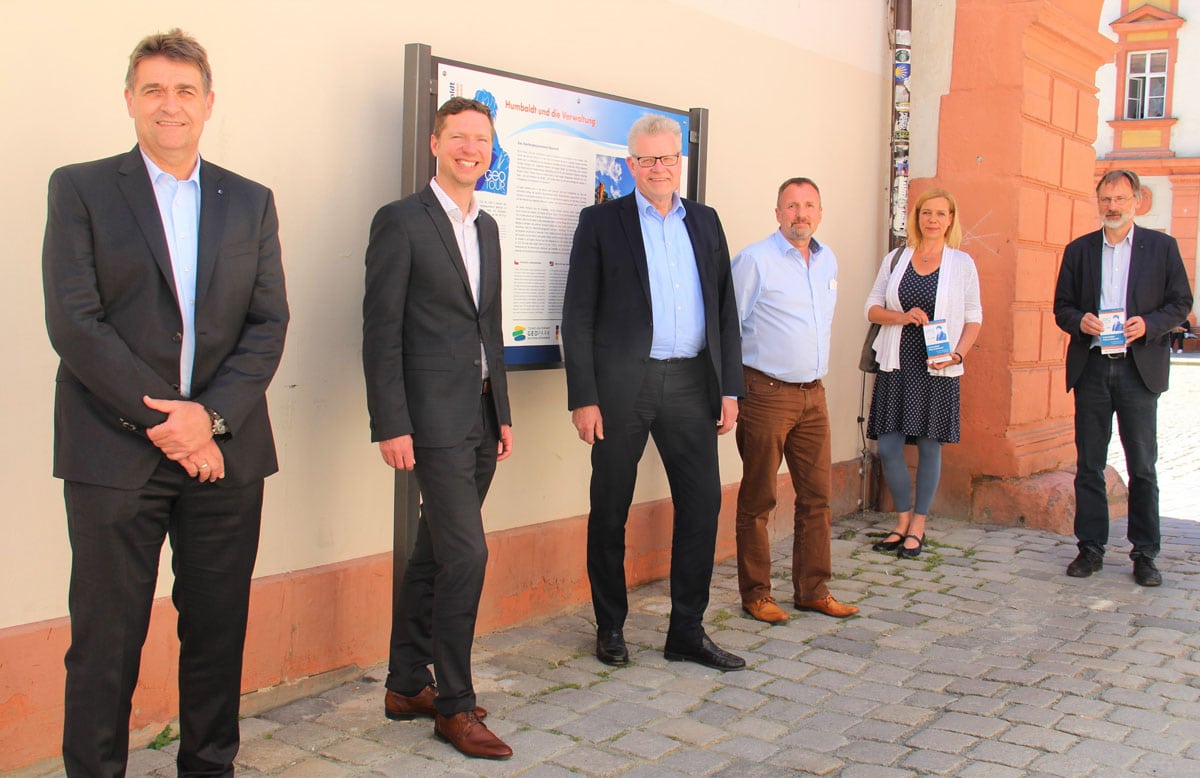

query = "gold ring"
[{"left": 199, "top": 463, "right": 210, "bottom": 469}]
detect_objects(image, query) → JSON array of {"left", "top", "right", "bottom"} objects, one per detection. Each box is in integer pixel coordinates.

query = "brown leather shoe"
[
  {"left": 434, "top": 710, "right": 513, "bottom": 760},
  {"left": 743, "top": 596, "right": 789, "bottom": 623},
  {"left": 795, "top": 594, "right": 860, "bottom": 618},
  {"left": 385, "top": 685, "right": 487, "bottom": 721}
]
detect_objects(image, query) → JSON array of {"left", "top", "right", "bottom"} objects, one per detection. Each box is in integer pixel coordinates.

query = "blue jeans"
[{"left": 1073, "top": 350, "right": 1160, "bottom": 559}]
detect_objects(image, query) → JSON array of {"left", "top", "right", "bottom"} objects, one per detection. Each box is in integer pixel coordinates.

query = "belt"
[
  {"left": 746, "top": 365, "right": 821, "bottom": 389},
  {"left": 772, "top": 377, "right": 822, "bottom": 389},
  {"left": 482, "top": 378, "right": 492, "bottom": 394},
  {"left": 1091, "top": 347, "right": 1126, "bottom": 360},
  {"left": 649, "top": 355, "right": 702, "bottom": 364}
]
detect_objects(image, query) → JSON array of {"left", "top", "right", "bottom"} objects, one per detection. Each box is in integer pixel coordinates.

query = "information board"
[{"left": 407, "top": 49, "right": 704, "bottom": 368}]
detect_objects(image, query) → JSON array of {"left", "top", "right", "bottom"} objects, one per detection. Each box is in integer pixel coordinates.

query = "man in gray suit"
[
  {"left": 363, "top": 97, "right": 514, "bottom": 760},
  {"left": 42, "top": 29, "right": 289, "bottom": 775}
]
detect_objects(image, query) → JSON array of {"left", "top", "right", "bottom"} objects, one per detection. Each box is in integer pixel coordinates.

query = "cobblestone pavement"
[{"left": 41, "top": 362, "right": 1200, "bottom": 777}]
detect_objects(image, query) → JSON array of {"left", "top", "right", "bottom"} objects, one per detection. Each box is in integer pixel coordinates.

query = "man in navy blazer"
[
  {"left": 363, "top": 98, "right": 514, "bottom": 760},
  {"left": 41, "top": 30, "right": 289, "bottom": 775},
  {"left": 562, "top": 115, "right": 745, "bottom": 671},
  {"left": 1054, "top": 169, "right": 1192, "bottom": 586}
]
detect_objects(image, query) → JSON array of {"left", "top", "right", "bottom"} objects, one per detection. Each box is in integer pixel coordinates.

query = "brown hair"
[
  {"left": 433, "top": 97, "right": 495, "bottom": 136},
  {"left": 1096, "top": 169, "right": 1141, "bottom": 196},
  {"left": 126, "top": 28, "right": 212, "bottom": 94},
  {"left": 776, "top": 177, "right": 821, "bottom": 207}
]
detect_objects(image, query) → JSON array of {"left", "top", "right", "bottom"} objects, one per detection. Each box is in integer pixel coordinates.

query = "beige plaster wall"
[
  {"left": 0, "top": 0, "right": 889, "bottom": 628},
  {"left": 909, "top": 0, "right": 958, "bottom": 180}
]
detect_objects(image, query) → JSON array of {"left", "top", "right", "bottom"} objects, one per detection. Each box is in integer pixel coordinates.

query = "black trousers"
[
  {"left": 1073, "top": 349, "right": 1161, "bottom": 558},
  {"left": 587, "top": 357, "right": 721, "bottom": 643},
  {"left": 386, "top": 395, "right": 499, "bottom": 716},
  {"left": 62, "top": 462, "right": 264, "bottom": 778}
]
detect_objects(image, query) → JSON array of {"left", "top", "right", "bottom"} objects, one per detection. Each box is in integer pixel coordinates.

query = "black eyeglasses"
[{"left": 632, "top": 154, "right": 680, "bottom": 168}]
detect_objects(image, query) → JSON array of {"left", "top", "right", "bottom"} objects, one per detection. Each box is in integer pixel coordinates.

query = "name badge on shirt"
[{"left": 829, "top": 278, "right": 838, "bottom": 290}]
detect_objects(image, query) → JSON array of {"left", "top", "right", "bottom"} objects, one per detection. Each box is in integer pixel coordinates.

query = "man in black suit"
[
  {"left": 363, "top": 97, "right": 514, "bottom": 760},
  {"left": 1054, "top": 169, "right": 1193, "bottom": 586},
  {"left": 41, "top": 29, "right": 289, "bottom": 776},
  {"left": 562, "top": 115, "right": 745, "bottom": 671}
]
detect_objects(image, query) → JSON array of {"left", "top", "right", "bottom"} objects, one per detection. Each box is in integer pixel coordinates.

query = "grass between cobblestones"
[
  {"left": 146, "top": 725, "right": 177, "bottom": 750},
  {"left": 138, "top": 485, "right": 1200, "bottom": 775}
]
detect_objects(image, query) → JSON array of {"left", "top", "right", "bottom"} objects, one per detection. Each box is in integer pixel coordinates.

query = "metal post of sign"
[
  {"left": 687, "top": 107, "right": 709, "bottom": 203},
  {"left": 389, "top": 42, "right": 437, "bottom": 610}
]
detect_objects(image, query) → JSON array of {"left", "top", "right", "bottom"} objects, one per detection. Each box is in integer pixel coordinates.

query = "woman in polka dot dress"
[{"left": 864, "top": 189, "right": 982, "bottom": 558}]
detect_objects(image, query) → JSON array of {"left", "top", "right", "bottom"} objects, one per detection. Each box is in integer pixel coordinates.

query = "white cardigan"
[{"left": 864, "top": 246, "right": 982, "bottom": 377}]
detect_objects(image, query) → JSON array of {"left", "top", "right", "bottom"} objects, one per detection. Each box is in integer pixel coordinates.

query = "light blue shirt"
[
  {"left": 731, "top": 230, "right": 838, "bottom": 383},
  {"left": 1095, "top": 224, "right": 1134, "bottom": 348},
  {"left": 142, "top": 151, "right": 201, "bottom": 397},
  {"left": 635, "top": 189, "right": 705, "bottom": 359}
]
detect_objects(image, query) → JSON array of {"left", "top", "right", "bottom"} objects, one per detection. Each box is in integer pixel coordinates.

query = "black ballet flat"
[
  {"left": 872, "top": 531, "right": 905, "bottom": 552},
  {"left": 898, "top": 534, "right": 925, "bottom": 559}
]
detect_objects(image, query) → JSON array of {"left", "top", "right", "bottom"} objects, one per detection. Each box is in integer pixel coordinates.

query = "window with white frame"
[{"left": 1125, "top": 50, "right": 1168, "bottom": 120}]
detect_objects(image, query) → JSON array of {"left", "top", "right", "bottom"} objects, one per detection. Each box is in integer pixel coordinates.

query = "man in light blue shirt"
[
  {"left": 638, "top": 187, "right": 707, "bottom": 359},
  {"left": 144, "top": 152, "right": 201, "bottom": 396},
  {"left": 563, "top": 115, "right": 745, "bottom": 672},
  {"left": 731, "top": 177, "right": 859, "bottom": 623},
  {"left": 42, "top": 29, "right": 289, "bottom": 774}
]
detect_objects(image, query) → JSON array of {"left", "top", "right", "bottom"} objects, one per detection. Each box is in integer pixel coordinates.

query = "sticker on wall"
[
  {"left": 892, "top": 174, "right": 909, "bottom": 237},
  {"left": 893, "top": 110, "right": 910, "bottom": 142}
]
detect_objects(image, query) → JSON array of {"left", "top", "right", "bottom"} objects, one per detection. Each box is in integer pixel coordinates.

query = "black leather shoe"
[
  {"left": 595, "top": 628, "right": 629, "bottom": 666},
  {"left": 872, "top": 531, "right": 904, "bottom": 552},
  {"left": 897, "top": 534, "right": 925, "bottom": 559},
  {"left": 1066, "top": 548, "right": 1103, "bottom": 578},
  {"left": 1133, "top": 556, "right": 1162, "bottom": 587},
  {"left": 664, "top": 633, "right": 745, "bottom": 671}
]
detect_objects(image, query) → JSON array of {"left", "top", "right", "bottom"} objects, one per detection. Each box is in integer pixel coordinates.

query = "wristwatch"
[{"left": 205, "top": 406, "right": 228, "bottom": 436}]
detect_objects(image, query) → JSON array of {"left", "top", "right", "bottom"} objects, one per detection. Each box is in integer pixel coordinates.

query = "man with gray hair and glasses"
[
  {"left": 1053, "top": 169, "right": 1192, "bottom": 586},
  {"left": 563, "top": 114, "right": 745, "bottom": 671}
]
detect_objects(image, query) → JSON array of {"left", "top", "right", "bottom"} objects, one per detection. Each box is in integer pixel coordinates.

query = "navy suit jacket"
[
  {"left": 42, "top": 147, "right": 290, "bottom": 489},
  {"left": 1053, "top": 225, "right": 1192, "bottom": 394},
  {"left": 561, "top": 193, "right": 743, "bottom": 418},
  {"left": 362, "top": 185, "right": 511, "bottom": 447}
]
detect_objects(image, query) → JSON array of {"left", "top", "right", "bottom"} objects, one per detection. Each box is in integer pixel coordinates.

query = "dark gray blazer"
[
  {"left": 362, "top": 185, "right": 511, "bottom": 447},
  {"left": 1053, "top": 225, "right": 1192, "bottom": 394},
  {"left": 561, "top": 193, "right": 744, "bottom": 418},
  {"left": 42, "top": 147, "right": 290, "bottom": 488}
]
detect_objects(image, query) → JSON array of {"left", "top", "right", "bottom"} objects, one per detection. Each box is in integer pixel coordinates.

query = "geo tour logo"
[{"left": 512, "top": 325, "right": 553, "bottom": 342}]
